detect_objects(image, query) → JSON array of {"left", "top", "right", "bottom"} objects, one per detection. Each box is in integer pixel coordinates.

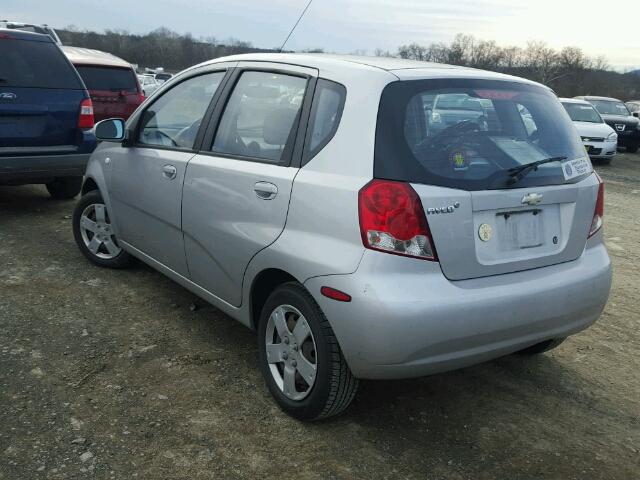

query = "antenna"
[{"left": 279, "top": 0, "right": 314, "bottom": 52}]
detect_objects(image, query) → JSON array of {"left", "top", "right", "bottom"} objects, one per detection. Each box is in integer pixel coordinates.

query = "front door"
[
  {"left": 183, "top": 64, "right": 317, "bottom": 306},
  {"left": 110, "top": 70, "right": 228, "bottom": 276}
]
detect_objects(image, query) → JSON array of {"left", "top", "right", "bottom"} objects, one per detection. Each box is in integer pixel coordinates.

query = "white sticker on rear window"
[{"left": 562, "top": 157, "right": 592, "bottom": 180}]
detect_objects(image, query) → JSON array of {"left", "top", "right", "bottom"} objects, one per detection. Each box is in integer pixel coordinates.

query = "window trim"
[
  {"left": 301, "top": 78, "right": 347, "bottom": 166},
  {"left": 199, "top": 67, "right": 317, "bottom": 167},
  {"left": 129, "top": 67, "right": 233, "bottom": 154}
]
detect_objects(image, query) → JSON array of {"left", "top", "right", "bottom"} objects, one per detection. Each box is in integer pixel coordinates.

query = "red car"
[{"left": 62, "top": 46, "right": 144, "bottom": 122}]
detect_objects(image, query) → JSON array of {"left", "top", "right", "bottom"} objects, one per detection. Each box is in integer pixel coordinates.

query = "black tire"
[
  {"left": 258, "top": 282, "right": 358, "bottom": 421},
  {"left": 626, "top": 144, "right": 639, "bottom": 154},
  {"left": 46, "top": 176, "right": 83, "bottom": 199},
  {"left": 72, "top": 190, "right": 132, "bottom": 269},
  {"left": 516, "top": 337, "right": 566, "bottom": 355}
]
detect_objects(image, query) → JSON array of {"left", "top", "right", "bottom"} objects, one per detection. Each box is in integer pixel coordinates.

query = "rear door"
[
  {"left": 110, "top": 68, "right": 230, "bottom": 276},
  {"left": 74, "top": 65, "right": 141, "bottom": 121},
  {"left": 182, "top": 63, "right": 316, "bottom": 306},
  {"left": 0, "top": 33, "right": 86, "bottom": 154}
]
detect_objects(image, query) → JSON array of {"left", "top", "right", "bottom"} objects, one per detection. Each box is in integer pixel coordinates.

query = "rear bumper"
[
  {"left": 305, "top": 237, "right": 612, "bottom": 380},
  {"left": 0, "top": 153, "right": 90, "bottom": 184}
]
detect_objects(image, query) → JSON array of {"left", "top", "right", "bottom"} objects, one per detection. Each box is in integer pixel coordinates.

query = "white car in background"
[
  {"left": 137, "top": 74, "right": 160, "bottom": 97},
  {"left": 560, "top": 98, "right": 617, "bottom": 164}
]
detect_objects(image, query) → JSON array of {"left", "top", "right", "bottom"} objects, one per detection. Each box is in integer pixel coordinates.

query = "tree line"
[{"left": 58, "top": 28, "right": 640, "bottom": 100}]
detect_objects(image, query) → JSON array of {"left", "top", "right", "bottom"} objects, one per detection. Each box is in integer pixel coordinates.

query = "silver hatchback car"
[{"left": 73, "top": 54, "right": 612, "bottom": 420}]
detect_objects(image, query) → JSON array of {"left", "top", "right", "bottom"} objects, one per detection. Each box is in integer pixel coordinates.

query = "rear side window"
[
  {"left": 138, "top": 71, "right": 225, "bottom": 149},
  {"left": 304, "top": 79, "right": 346, "bottom": 163},
  {"left": 211, "top": 71, "right": 307, "bottom": 164},
  {"left": 75, "top": 66, "right": 137, "bottom": 93},
  {"left": 376, "top": 79, "right": 588, "bottom": 191},
  {"left": 0, "top": 39, "right": 82, "bottom": 89}
]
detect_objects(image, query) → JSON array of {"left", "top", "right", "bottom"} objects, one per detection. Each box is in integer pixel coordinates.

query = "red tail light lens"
[
  {"left": 78, "top": 98, "right": 94, "bottom": 129},
  {"left": 358, "top": 179, "right": 437, "bottom": 260},
  {"left": 588, "top": 173, "right": 604, "bottom": 238}
]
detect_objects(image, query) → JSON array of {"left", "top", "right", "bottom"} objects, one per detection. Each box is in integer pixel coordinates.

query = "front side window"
[
  {"left": 138, "top": 71, "right": 225, "bottom": 149},
  {"left": 590, "top": 100, "right": 630, "bottom": 116},
  {"left": 562, "top": 103, "right": 603, "bottom": 123},
  {"left": 211, "top": 71, "right": 307, "bottom": 163},
  {"left": 376, "top": 79, "right": 589, "bottom": 191}
]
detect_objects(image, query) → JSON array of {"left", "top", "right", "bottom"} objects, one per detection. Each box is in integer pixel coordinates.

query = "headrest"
[{"left": 263, "top": 108, "right": 298, "bottom": 146}]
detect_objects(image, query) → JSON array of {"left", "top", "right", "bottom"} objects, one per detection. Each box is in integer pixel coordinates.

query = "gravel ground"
[{"left": 1, "top": 154, "right": 638, "bottom": 480}]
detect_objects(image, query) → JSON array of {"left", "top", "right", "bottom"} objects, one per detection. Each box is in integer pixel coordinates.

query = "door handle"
[
  {"left": 162, "top": 164, "right": 177, "bottom": 180},
  {"left": 254, "top": 181, "right": 278, "bottom": 200}
]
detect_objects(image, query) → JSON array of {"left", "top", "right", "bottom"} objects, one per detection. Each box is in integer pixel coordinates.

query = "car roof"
[
  {"left": 194, "top": 53, "right": 544, "bottom": 86},
  {"left": 576, "top": 95, "right": 622, "bottom": 102},
  {"left": 559, "top": 98, "right": 592, "bottom": 105},
  {"left": 61, "top": 46, "right": 132, "bottom": 69},
  {"left": 0, "top": 27, "right": 52, "bottom": 42}
]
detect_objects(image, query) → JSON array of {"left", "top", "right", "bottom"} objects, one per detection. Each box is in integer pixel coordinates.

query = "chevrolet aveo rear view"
[{"left": 72, "top": 54, "right": 612, "bottom": 420}]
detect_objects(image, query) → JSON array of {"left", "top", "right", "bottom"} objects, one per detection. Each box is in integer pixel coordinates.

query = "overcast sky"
[{"left": 5, "top": 0, "right": 640, "bottom": 70}]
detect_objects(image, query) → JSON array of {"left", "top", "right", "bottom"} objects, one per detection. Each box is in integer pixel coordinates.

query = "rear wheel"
[
  {"left": 516, "top": 337, "right": 566, "bottom": 355},
  {"left": 46, "top": 176, "right": 82, "bottom": 199},
  {"left": 72, "top": 190, "right": 132, "bottom": 269},
  {"left": 258, "top": 283, "right": 358, "bottom": 421}
]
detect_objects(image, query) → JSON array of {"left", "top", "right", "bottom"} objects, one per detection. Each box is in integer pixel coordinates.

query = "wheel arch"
[
  {"left": 249, "top": 268, "right": 299, "bottom": 330},
  {"left": 81, "top": 176, "right": 99, "bottom": 195}
]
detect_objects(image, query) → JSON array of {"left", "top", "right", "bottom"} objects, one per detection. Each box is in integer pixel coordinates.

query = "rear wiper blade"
[{"left": 506, "top": 156, "right": 567, "bottom": 185}]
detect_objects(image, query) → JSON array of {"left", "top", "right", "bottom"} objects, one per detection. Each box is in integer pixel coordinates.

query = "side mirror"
[
  {"left": 633, "top": 112, "right": 639, "bottom": 118},
  {"left": 95, "top": 118, "right": 126, "bottom": 142}
]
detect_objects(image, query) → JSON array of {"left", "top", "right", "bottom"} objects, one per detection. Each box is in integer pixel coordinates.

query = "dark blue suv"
[{"left": 0, "top": 28, "right": 97, "bottom": 198}]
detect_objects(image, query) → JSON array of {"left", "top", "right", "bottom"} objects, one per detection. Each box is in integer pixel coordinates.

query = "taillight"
[
  {"left": 588, "top": 173, "right": 604, "bottom": 238},
  {"left": 138, "top": 93, "right": 146, "bottom": 103},
  {"left": 78, "top": 98, "right": 94, "bottom": 129},
  {"left": 358, "top": 179, "right": 437, "bottom": 260}
]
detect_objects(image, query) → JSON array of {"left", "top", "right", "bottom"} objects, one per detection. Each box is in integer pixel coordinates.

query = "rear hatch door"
[
  {"left": 0, "top": 33, "right": 86, "bottom": 154},
  {"left": 74, "top": 65, "right": 141, "bottom": 121},
  {"left": 414, "top": 176, "right": 598, "bottom": 280}
]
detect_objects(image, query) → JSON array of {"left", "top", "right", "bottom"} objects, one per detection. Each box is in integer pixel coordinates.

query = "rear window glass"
[
  {"left": 590, "top": 100, "right": 630, "bottom": 116},
  {"left": 562, "top": 103, "right": 602, "bottom": 123},
  {"left": 375, "top": 79, "right": 589, "bottom": 191},
  {"left": 76, "top": 66, "right": 137, "bottom": 93},
  {"left": 0, "top": 39, "right": 82, "bottom": 89}
]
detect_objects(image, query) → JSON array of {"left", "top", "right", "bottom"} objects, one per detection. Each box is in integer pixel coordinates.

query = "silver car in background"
[{"left": 72, "top": 54, "right": 612, "bottom": 420}]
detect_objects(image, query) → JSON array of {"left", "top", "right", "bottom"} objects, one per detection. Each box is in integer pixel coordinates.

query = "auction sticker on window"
[{"left": 562, "top": 157, "right": 592, "bottom": 181}]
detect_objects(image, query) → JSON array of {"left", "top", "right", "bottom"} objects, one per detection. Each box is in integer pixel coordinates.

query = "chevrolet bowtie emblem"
[{"left": 522, "top": 193, "right": 543, "bottom": 206}]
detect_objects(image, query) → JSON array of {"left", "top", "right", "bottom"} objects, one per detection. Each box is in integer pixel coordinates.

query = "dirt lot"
[{"left": 1, "top": 154, "right": 638, "bottom": 480}]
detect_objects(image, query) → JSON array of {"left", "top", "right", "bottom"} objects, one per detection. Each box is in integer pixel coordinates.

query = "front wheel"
[
  {"left": 46, "top": 176, "right": 82, "bottom": 199},
  {"left": 72, "top": 190, "right": 132, "bottom": 269},
  {"left": 626, "top": 144, "right": 639, "bottom": 154},
  {"left": 258, "top": 283, "right": 358, "bottom": 421}
]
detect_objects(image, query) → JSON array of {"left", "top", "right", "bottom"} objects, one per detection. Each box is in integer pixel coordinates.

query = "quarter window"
[
  {"left": 138, "top": 71, "right": 225, "bottom": 149},
  {"left": 211, "top": 71, "right": 307, "bottom": 164},
  {"left": 304, "top": 79, "right": 346, "bottom": 162}
]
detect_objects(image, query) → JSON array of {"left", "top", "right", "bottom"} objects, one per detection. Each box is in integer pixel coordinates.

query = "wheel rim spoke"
[
  {"left": 292, "top": 316, "right": 311, "bottom": 344},
  {"left": 80, "top": 216, "right": 98, "bottom": 233},
  {"left": 94, "top": 204, "right": 107, "bottom": 224},
  {"left": 270, "top": 307, "right": 289, "bottom": 338},
  {"left": 103, "top": 238, "right": 121, "bottom": 255},
  {"left": 282, "top": 364, "right": 296, "bottom": 396},
  {"left": 295, "top": 353, "right": 316, "bottom": 386},
  {"left": 265, "top": 343, "right": 287, "bottom": 364},
  {"left": 87, "top": 236, "right": 101, "bottom": 254}
]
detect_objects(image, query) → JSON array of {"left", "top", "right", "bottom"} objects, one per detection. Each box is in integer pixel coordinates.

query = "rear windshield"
[
  {"left": 590, "top": 100, "right": 630, "bottom": 116},
  {"left": 562, "top": 102, "right": 602, "bottom": 123},
  {"left": 75, "top": 66, "right": 137, "bottom": 93},
  {"left": 375, "top": 79, "right": 589, "bottom": 191},
  {"left": 0, "top": 38, "right": 82, "bottom": 89}
]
